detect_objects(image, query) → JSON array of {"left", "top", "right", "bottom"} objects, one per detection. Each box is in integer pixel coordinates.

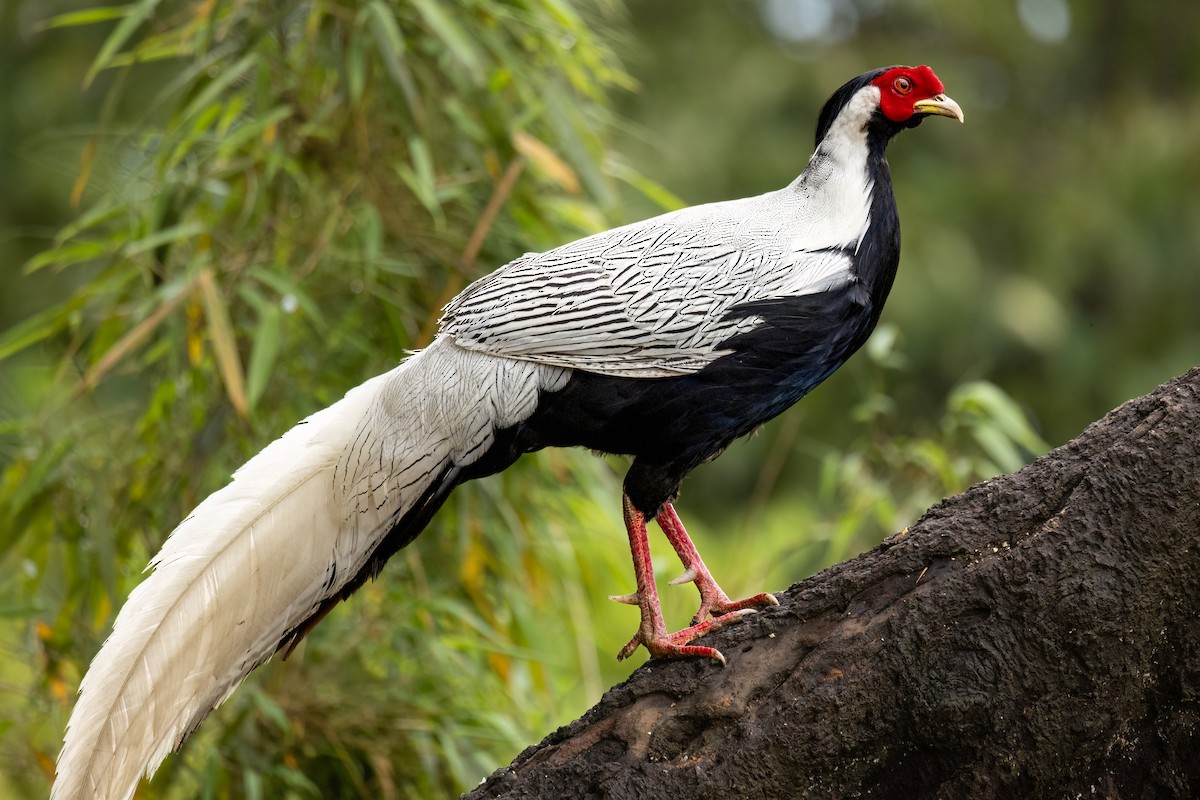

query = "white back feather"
[{"left": 439, "top": 85, "right": 881, "bottom": 379}]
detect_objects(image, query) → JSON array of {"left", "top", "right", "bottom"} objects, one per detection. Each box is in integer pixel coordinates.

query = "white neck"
[{"left": 788, "top": 85, "right": 879, "bottom": 251}]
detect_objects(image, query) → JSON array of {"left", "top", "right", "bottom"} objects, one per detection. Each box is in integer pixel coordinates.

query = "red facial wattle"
[{"left": 871, "top": 65, "right": 950, "bottom": 123}]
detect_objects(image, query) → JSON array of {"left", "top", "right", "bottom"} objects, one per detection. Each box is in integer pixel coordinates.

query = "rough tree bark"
[{"left": 466, "top": 367, "right": 1200, "bottom": 800}]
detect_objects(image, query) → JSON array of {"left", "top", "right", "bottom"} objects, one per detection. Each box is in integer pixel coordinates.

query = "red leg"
[
  {"left": 611, "top": 495, "right": 753, "bottom": 665},
  {"left": 657, "top": 502, "right": 779, "bottom": 625}
]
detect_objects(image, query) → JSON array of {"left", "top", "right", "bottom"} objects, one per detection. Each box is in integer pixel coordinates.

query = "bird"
[{"left": 52, "top": 65, "right": 962, "bottom": 800}]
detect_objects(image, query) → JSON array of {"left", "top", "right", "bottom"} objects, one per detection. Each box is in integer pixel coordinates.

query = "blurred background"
[{"left": 1, "top": 0, "right": 1197, "bottom": 797}]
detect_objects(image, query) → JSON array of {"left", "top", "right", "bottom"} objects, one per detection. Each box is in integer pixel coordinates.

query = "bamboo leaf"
[
  {"left": 364, "top": 1, "right": 425, "bottom": 126},
  {"left": 79, "top": 276, "right": 196, "bottom": 391},
  {"left": 42, "top": 5, "right": 133, "bottom": 30},
  {"left": 245, "top": 303, "right": 282, "bottom": 411},
  {"left": 409, "top": 0, "right": 484, "bottom": 80},
  {"left": 70, "top": 138, "right": 98, "bottom": 209},
  {"left": 24, "top": 239, "right": 116, "bottom": 274},
  {"left": 0, "top": 298, "right": 82, "bottom": 361},
  {"left": 0, "top": 439, "right": 72, "bottom": 557},
  {"left": 84, "top": 0, "right": 162, "bottom": 88},
  {"left": 544, "top": 87, "right": 612, "bottom": 206},
  {"left": 606, "top": 160, "right": 687, "bottom": 212},
  {"left": 395, "top": 136, "right": 441, "bottom": 216},
  {"left": 102, "top": 37, "right": 192, "bottom": 69},
  {"left": 215, "top": 105, "right": 292, "bottom": 159},
  {"left": 53, "top": 199, "right": 127, "bottom": 244},
  {"left": 122, "top": 221, "right": 207, "bottom": 258},
  {"left": 177, "top": 53, "right": 258, "bottom": 126},
  {"left": 247, "top": 267, "right": 324, "bottom": 325},
  {"left": 248, "top": 689, "right": 291, "bottom": 734},
  {"left": 513, "top": 131, "right": 581, "bottom": 194},
  {"left": 198, "top": 268, "right": 249, "bottom": 418},
  {"left": 346, "top": 37, "right": 367, "bottom": 106}
]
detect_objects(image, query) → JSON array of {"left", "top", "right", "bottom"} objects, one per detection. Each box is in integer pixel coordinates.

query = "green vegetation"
[
  {"left": 1, "top": 2, "right": 639, "bottom": 796},
  {"left": 2, "top": 1, "right": 1193, "bottom": 798}
]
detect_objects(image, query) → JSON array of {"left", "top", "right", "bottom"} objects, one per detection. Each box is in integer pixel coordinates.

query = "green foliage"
[
  {"left": 0, "top": 1, "right": 642, "bottom": 796},
  {"left": 1, "top": 2, "right": 1059, "bottom": 799}
]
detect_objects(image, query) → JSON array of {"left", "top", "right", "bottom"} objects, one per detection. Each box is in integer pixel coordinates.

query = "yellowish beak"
[{"left": 913, "top": 94, "right": 965, "bottom": 123}]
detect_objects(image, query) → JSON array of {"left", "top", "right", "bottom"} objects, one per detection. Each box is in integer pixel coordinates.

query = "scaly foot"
[
  {"left": 613, "top": 495, "right": 764, "bottom": 665},
  {"left": 657, "top": 502, "right": 780, "bottom": 625}
]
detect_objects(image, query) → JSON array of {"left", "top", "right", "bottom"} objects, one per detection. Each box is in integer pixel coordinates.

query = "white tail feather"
[{"left": 53, "top": 339, "right": 568, "bottom": 800}]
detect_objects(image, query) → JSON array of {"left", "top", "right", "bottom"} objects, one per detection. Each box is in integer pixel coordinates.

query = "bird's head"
[
  {"left": 814, "top": 65, "right": 963, "bottom": 149},
  {"left": 872, "top": 65, "right": 964, "bottom": 126}
]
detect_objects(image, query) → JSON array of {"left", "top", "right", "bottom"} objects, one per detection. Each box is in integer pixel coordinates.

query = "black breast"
[{"left": 481, "top": 277, "right": 879, "bottom": 515}]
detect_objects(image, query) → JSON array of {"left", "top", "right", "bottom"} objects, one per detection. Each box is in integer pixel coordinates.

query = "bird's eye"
[{"left": 894, "top": 76, "right": 913, "bottom": 94}]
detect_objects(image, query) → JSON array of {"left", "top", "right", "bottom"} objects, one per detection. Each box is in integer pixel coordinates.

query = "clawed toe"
[
  {"left": 617, "top": 608, "right": 758, "bottom": 665},
  {"left": 692, "top": 591, "right": 779, "bottom": 625}
]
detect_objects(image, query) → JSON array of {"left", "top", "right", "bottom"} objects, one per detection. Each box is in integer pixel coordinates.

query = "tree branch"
[{"left": 467, "top": 367, "right": 1200, "bottom": 799}]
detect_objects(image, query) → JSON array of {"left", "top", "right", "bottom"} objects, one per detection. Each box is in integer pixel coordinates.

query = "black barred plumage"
[{"left": 53, "top": 66, "right": 962, "bottom": 800}]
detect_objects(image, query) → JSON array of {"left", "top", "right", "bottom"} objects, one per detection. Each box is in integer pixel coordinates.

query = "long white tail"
[{"left": 53, "top": 338, "right": 568, "bottom": 800}]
